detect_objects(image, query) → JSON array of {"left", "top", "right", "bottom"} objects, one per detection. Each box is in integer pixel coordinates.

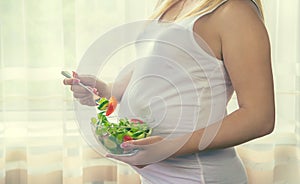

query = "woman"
[{"left": 63, "top": 0, "right": 275, "bottom": 183}]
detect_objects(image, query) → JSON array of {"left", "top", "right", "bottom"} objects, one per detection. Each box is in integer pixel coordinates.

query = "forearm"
[
  {"left": 94, "top": 80, "right": 110, "bottom": 99},
  {"left": 172, "top": 107, "right": 275, "bottom": 157},
  {"left": 96, "top": 68, "right": 134, "bottom": 101},
  {"left": 99, "top": 82, "right": 128, "bottom": 102}
]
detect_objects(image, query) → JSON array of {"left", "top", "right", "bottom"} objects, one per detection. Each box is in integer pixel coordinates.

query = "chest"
[{"left": 158, "top": 1, "right": 223, "bottom": 61}]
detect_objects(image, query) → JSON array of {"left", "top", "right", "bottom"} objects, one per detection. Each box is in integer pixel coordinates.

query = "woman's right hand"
[{"left": 63, "top": 71, "right": 108, "bottom": 106}]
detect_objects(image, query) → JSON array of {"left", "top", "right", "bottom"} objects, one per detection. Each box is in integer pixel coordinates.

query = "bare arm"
[{"left": 173, "top": 0, "right": 275, "bottom": 156}]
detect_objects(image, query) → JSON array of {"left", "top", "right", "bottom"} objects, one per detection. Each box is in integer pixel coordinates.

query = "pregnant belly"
[
  {"left": 118, "top": 86, "right": 213, "bottom": 138},
  {"left": 118, "top": 60, "right": 227, "bottom": 138}
]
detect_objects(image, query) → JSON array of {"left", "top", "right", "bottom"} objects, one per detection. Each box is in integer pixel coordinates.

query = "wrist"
[
  {"left": 95, "top": 80, "right": 111, "bottom": 99},
  {"left": 171, "top": 130, "right": 204, "bottom": 157}
]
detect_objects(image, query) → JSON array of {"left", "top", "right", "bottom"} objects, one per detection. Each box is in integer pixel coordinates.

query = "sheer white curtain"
[
  {"left": 0, "top": 0, "right": 299, "bottom": 184},
  {"left": 0, "top": 0, "right": 155, "bottom": 184}
]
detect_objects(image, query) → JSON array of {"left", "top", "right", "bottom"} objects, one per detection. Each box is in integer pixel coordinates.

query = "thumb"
[
  {"left": 130, "top": 137, "right": 157, "bottom": 145},
  {"left": 120, "top": 139, "right": 147, "bottom": 151},
  {"left": 76, "top": 74, "right": 98, "bottom": 87},
  {"left": 122, "top": 136, "right": 162, "bottom": 148}
]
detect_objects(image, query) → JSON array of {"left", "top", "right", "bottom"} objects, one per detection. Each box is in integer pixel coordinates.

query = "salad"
[{"left": 91, "top": 96, "right": 152, "bottom": 155}]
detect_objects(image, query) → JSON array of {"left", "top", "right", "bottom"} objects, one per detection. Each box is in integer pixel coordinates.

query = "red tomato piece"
[
  {"left": 123, "top": 135, "right": 133, "bottom": 142},
  {"left": 130, "top": 118, "right": 144, "bottom": 124},
  {"left": 105, "top": 96, "right": 117, "bottom": 116}
]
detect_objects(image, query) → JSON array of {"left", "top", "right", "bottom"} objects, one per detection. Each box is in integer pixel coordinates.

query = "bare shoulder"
[
  {"left": 192, "top": 0, "right": 268, "bottom": 61},
  {"left": 219, "top": 0, "right": 261, "bottom": 16},
  {"left": 215, "top": 0, "right": 264, "bottom": 27},
  {"left": 213, "top": 0, "right": 270, "bottom": 54}
]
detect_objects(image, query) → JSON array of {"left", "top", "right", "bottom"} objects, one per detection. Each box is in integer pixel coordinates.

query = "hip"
[{"left": 135, "top": 147, "right": 248, "bottom": 184}]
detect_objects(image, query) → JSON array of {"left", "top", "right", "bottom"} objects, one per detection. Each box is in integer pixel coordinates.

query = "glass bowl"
[{"left": 90, "top": 115, "right": 153, "bottom": 156}]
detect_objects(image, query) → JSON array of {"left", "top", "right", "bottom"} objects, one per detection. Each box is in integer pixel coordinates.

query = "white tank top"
[{"left": 118, "top": 0, "right": 260, "bottom": 183}]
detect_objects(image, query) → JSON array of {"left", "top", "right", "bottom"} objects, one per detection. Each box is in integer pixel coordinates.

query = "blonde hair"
[{"left": 150, "top": 0, "right": 264, "bottom": 21}]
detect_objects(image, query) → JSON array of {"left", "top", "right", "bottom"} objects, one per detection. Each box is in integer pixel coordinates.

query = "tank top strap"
[
  {"left": 249, "top": 0, "right": 263, "bottom": 18},
  {"left": 183, "top": 0, "right": 262, "bottom": 30}
]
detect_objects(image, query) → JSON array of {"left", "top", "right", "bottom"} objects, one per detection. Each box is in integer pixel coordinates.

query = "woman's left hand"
[{"left": 106, "top": 136, "right": 165, "bottom": 168}]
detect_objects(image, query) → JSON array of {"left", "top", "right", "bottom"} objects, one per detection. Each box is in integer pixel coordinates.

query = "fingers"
[
  {"left": 76, "top": 74, "right": 97, "bottom": 87},
  {"left": 128, "top": 136, "right": 163, "bottom": 146},
  {"left": 63, "top": 78, "right": 80, "bottom": 86},
  {"left": 63, "top": 71, "right": 96, "bottom": 87},
  {"left": 120, "top": 136, "right": 163, "bottom": 151},
  {"left": 72, "top": 85, "right": 96, "bottom": 105},
  {"left": 71, "top": 85, "right": 90, "bottom": 93},
  {"left": 62, "top": 71, "right": 99, "bottom": 106},
  {"left": 79, "top": 76, "right": 97, "bottom": 87},
  {"left": 73, "top": 92, "right": 90, "bottom": 98}
]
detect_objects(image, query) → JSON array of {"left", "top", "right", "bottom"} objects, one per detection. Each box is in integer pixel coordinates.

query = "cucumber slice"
[
  {"left": 136, "top": 133, "right": 145, "bottom": 139},
  {"left": 91, "top": 117, "right": 98, "bottom": 125},
  {"left": 132, "top": 131, "right": 144, "bottom": 137},
  {"left": 146, "top": 128, "right": 152, "bottom": 137},
  {"left": 97, "top": 98, "right": 109, "bottom": 110},
  {"left": 126, "top": 131, "right": 134, "bottom": 137}
]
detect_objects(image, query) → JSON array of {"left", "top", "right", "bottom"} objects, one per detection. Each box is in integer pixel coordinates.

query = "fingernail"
[
  {"left": 72, "top": 78, "right": 80, "bottom": 84},
  {"left": 72, "top": 71, "right": 78, "bottom": 78},
  {"left": 120, "top": 142, "right": 128, "bottom": 148},
  {"left": 92, "top": 88, "right": 98, "bottom": 94},
  {"left": 121, "top": 142, "right": 133, "bottom": 149}
]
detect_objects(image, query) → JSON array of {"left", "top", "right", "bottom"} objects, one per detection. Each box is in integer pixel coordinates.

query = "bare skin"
[{"left": 64, "top": 0, "right": 275, "bottom": 167}]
